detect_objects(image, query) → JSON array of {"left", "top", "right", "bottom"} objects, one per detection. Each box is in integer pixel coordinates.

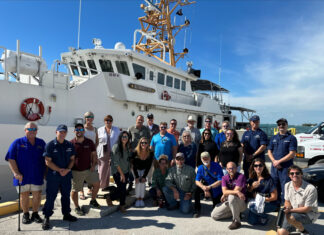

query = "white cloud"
[{"left": 229, "top": 12, "right": 324, "bottom": 124}]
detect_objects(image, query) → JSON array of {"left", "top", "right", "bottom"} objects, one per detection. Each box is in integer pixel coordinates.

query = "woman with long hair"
[
  {"left": 106, "top": 131, "right": 131, "bottom": 213},
  {"left": 247, "top": 158, "right": 278, "bottom": 225},
  {"left": 178, "top": 130, "right": 197, "bottom": 168},
  {"left": 217, "top": 128, "right": 243, "bottom": 175},
  {"left": 196, "top": 128, "right": 219, "bottom": 167},
  {"left": 132, "top": 137, "right": 154, "bottom": 207}
]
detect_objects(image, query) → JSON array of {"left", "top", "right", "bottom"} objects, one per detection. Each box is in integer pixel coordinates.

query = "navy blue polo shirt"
[
  {"left": 241, "top": 128, "right": 268, "bottom": 159},
  {"left": 5, "top": 136, "right": 46, "bottom": 186},
  {"left": 268, "top": 132, "right": 297, "bottom": 168},
  {"left": 43, "top": 138, "right": 75, "bottom": 179},
  {"left": 247, "top": 176, "right": 276, "bottom": 195},
  {"left": 196, "top": 162, "right": 223, "bottom": 197}
]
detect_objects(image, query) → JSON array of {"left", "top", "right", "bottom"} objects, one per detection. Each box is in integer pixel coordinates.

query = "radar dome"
[{"left": 114, "top": 42, "right": 126, "bottom": 50}]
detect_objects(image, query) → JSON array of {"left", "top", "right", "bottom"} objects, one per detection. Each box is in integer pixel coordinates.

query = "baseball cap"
[
  {"left": 175, "top": 152, "right": 184, "bottom": 159},
  {"left": 249, "top": 115, "right": 260, "bottom": 122},
  {"left": 276, "top": 118, "right": 288, "bottom": 125},
  {"left": 147, "top": 113, "right": 154, "bottom": 119},
  {"left": 56, "top": 124, "right": 68, "bottom": 132}
]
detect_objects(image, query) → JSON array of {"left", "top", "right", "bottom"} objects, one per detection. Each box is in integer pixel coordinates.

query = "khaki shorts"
[
  {"left": 16, "top": 184, "right": 43, "bottom": 193},
  {"left": 72, "top": 170, "right": 99, "bottom": 192}
]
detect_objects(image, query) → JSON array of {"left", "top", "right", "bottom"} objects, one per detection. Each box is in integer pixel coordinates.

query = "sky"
[{"left": 0, "top": 0, "right": 323, "bottom": 125}]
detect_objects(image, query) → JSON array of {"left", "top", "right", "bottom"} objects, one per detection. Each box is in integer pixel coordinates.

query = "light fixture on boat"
[
  {"left": 176, "top": 9, "right": 183, "bottom": 16},
  {"left": 183, "top": 48, "right": 189, "bottom": 53},
  {"left": 92, "top": 38, "right": 103, "bottom": 49},
  {"left": 114, "top": 42, "right": 126, "bottom": 50},
  {"left": 185, "top": 19, "right": 190, "bottom": 25}
]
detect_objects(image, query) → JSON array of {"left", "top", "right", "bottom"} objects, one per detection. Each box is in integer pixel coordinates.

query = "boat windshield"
[{"left": 305, "top": 122, "right": 323, "bottom": 134}]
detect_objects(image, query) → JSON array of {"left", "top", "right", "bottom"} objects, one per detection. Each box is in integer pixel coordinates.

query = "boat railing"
[{"left": 0, "top": 46, "right": 8, "bottom": 81}]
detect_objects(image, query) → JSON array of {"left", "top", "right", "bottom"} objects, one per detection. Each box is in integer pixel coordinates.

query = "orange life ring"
[
  {"left": 20, "top": 98, "right": 45, "bottom": 121},
  {"left": 161, "top": 90, "right": 171, "bottom": 100}
]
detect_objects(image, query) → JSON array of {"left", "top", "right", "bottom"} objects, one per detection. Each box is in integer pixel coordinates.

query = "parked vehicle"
[
  {"left": 296, "top": 136, "right": 324, "bottom": 166},
  {"left": 302, "top": 163, "right": 324, "bottom": 202},
  {"left": 295, "top": 122, "right": 324, "bottom": 143}
]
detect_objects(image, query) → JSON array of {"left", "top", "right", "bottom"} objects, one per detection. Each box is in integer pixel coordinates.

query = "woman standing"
[
  {"left": 247, "top": 158, "right": 278, "bottom": 225},
  {"left": 178, "top": 131, "right": 197, "bottom": 169},
  {"left": 217, "top": 128, "right": 243, "bottom": 175},
  {"left": 132, "top": 137, "right": 154, "bottom": 207},
  {"left": 106, "top": 131, "right": 131, "bottom": 213},
  {"left": 196, "top": 129, "right": 219, "bottom": 167},
  {"left": 97, "top": 115, "right": 120, "bottom": 190}
]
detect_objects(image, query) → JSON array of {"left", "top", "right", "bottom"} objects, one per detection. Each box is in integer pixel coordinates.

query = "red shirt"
[
  {"left": 167, "top": 129, "right": 180, "bottom": 143},
  {"left": 71, "top": 137, "right": 96, "bottom": 171}
]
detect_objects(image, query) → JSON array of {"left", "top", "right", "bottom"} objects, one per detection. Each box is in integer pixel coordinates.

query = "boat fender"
[
  {"left": 20, "top": 98, "right": 45, "bottom": 121},
  {"left": 161, "top": 90, "right": 171, "bottom": 101}
]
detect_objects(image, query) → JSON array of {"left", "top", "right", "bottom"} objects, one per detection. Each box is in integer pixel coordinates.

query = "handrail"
[{"left": 0, "top": 46, "right": 8, "bottom": 81}]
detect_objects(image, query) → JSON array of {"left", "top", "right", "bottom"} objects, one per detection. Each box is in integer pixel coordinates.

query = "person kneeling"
[
  {"left": 162, "top": 153, "right": 196, "bottom": 214},
  {"left": 277, "top": 165, "right": 319, "bottom": 235},
  {"left": 194, "top": 152, "right": 223, "bottom": 218},
  {"left": 211, "top": 162, "right": 246, "bottom": 230}
]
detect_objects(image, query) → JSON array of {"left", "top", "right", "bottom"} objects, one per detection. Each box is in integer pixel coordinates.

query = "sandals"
[{"left": 79, "top": 193, "right": 86, "bottom": 200}]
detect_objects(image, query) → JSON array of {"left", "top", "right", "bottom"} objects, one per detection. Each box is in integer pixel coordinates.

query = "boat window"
[
  {"left": 157, "top": 72, "right": 165, "bottom": 85},
  {"left": 149, "top": 71, "right": 154, "bottom": 81},
  {"left": 181, "top": 80, "right": 186, "bottom": 91},
  {"left": 70, "top": 62, "right": 80, "bottom": 76},
  {"left": 132, "top": 63, "right": 146, "bottom": 80},
  {"left": 166, "top": 75, "right": 173, "bottom": 87},
  {"left": 116, "top": 61, "right": 130, "bottom": 76},
  {"left": 99, "top": 59, "right": 114, "bottom": 72},
  {"left": 78, "top": 61, "right": 88, "bottom": 75},
  {"left": 87, "top": 60, "right": 98, "bottom": 75},
  {"left": 174, "top": 78, "right": 180, "bottom": 89}
]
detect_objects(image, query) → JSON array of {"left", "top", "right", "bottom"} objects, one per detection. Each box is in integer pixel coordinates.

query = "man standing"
[
  {"left": 268, "top": 118, "right": 297, "bottom": 203},
  {"left": 211, "top": 162, "right": 246, "bottom": 230},
  {"left": 180, "top": 116, "right": 201, "bottom": 147},
  {"left": 277, "top": 165, "right": 319, "bottom": 235},
  {"left": 167, "top": 119, "right": 180, "bottom": 143},
  {"left": 146, "top": 113, "right": 159, "bottom": 138},
  {"left": 70, "top": 124, "right": 101, "bottom": 216},
  {"left": 150, "top": 122, "right": 177, "bottom": 163},
  {"left": 5, "top": 122, "right": 46, "bottom": 224},
  {"left": 163, "top": 153, "right": 196, "bottom": 214},
  {"left": 42, "top": 125, "right": 77, "bottom": 230},
  {"left": 128, "top": 115, "right": 151, "bottom": 151},
  {"left": 214, "top": 121, "right": 230, "bottom": 149},
  {"left": 241, "top": 115, "right": 268, "bottom": 177},
  {"left": 200, "top": 117, "right": 218, "bottom": 140}
]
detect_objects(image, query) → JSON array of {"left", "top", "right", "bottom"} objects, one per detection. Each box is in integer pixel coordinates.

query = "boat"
[{"left": 0, "top": 0, "right": 253, "bottom": 201}]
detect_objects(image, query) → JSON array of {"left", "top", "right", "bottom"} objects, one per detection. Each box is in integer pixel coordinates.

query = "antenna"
[
  {"left": 218, "top": 34, "right": 223, "bottom": 103},
  {"left": 77, "top": 0, "right": 82, "bottom": 49}
]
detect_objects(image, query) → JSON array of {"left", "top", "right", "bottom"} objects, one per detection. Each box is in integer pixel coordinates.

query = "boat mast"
[{"left": 134, "top": 0, "right": 195, "bottom": 67}]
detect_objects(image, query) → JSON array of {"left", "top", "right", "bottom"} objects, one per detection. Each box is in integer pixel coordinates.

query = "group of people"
[{"left": 5, "top": 113, "right": 319, "bottom": 234}]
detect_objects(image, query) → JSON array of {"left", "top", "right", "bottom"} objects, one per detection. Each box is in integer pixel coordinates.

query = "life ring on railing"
[
  {"left": 20, "top": 98, "right": 45, "bottom": 121},
  {"left": 161, "top": 90, "right": 171, "bottom": 101}
]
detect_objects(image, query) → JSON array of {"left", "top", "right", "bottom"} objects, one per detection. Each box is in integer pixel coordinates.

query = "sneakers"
[
  {"left": 228, "top": 220, "right": 241, "bottom": 230},
  {"left": 140, "top": 200, "right": 145, "bottom": 207},
  {"left": 135, "top": 200, "right": 141, "bottom": 207},
  {"left": 31, "top": 212, "right": 43, "bottom": 223},
  {"left": 193, "top": 210, "right": 201, "bottom": 218},
  {"left": 89, "top": 199, "right": 101, "bottom": 209},
  {"left": 75, "top": 207, "right": 85, "bottom": 216},
  {"left": 63, "top": 214, "right": 78, "bottom": 222},
  {"left": 42, "top": 217, "right": 50, "bottom": 230},
  {"left": 22, "top": 212, "right": 32, "bottom": 224}
]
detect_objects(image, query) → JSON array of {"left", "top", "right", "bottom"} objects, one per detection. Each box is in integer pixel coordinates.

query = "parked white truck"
[{"left": 295, "top": 122, "right": 324, "bottom": 165}]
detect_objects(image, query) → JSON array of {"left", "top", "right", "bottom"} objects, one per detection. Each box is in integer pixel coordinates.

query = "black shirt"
[
  {"left": 132, "top": 151, "right": 154, "bottom": 178},
  {"left": 219, "top": 141, "right": 240, "bottom": 167},
  {"left": 196, "top": 140, "right": 219, "bottom": 166}
]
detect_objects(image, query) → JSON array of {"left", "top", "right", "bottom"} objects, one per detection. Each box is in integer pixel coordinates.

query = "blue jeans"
[
  {"left": 248, "top": 201, "right": 279, "bottom": 225},
  {"left": 162, "top": 186, "right": 192, "bottom": 214}
]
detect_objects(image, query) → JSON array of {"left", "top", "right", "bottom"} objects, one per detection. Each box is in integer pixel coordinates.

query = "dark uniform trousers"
[{"left": 43, "top": 173, "right": 72, "bottom": 217}]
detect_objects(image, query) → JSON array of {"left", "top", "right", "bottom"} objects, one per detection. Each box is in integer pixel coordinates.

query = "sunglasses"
[
  {"left": 140, "top": 142, "right": 148, "bottom": 145},
  {"left": 227, "top": 167, "right": 235, "bottom": 171},
  {"left": 223, "top": 125, "right": 229, "bottom": 128},
  {"left": 122, "top": 135, "right": 128, "bottom": 139},
  {"left": 253, "top": 164, "right": 264, "bottom": 168},
  {"left": 160, "top": 126, "right": 167, "bottom": 129},
  {"left": 175, "top": 157, "right": 184, "bottom": 161},
  {"left": 205, "top": 120, "right": 211, "bottom": 123},
  {"left": 289, "top": 172, "right": 301, "bottom": 176},
  {"left": 278, "top": 122, "right": 286, "bottom": 127},
  {"left": 85, "top": 116, "right": 94, "bottom": 119},
  {"left": 170, "top": 122, "right": 177, "bottom": 125},
  {"left": 204, "top": 133, "right": 211, "bottom": 135},
  {"left": 183, "top": 135, "right": 190, "bottom": 138},
  {"left": 75, "top": 128, "right": 84, "bottom": 132},
  {"left": 26, "top": 127, "right": 37, "bottom": 131},
  {"left": 106, "top": 119, "right": 113, "bottom": 122}
]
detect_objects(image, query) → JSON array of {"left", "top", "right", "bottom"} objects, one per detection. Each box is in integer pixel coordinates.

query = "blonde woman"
[{"left": 132, "top": 137, "right": 154, "bottom": 207}]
